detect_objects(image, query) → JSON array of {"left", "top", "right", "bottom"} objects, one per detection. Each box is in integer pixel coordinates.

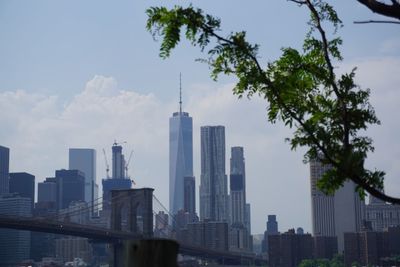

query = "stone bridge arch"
[{"left": 110, "top": 188, "right": 153, "bottom": 237}]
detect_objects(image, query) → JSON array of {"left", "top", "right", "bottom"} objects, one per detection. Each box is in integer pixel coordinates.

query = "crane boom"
[
  {"left": 102, "top": 148, "right": 110, "bottom": 179},
  {"left": 125, "top": 150, "right": 136, "bottom": 185}
]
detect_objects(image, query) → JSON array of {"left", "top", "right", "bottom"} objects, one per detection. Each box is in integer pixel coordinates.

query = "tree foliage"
[
  {"left": 299, "top": 255, "right": 345, "bottom": 267},
  {"left": 146, "top": 0, "right": 400, "bottom": 204}
]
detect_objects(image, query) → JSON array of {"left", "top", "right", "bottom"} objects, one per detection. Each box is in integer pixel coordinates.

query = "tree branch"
[
  {"left": 357, "top": 0, "right": 400, "bottom": 20},
  {"left": 354, "top": 19, "right": 400, "bottom": 24},
  {"left": 203, "top": 8, "right": 400, "bottom": 204}
]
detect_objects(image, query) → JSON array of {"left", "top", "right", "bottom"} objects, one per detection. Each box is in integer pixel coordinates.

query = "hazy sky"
[{"left": 0, "top": 0, "right": 399, "bottom": 234}]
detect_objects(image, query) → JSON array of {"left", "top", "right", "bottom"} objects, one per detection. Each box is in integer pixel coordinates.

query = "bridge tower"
[{"left": 110, "top": 188, "right": 154, "bottom": 237}]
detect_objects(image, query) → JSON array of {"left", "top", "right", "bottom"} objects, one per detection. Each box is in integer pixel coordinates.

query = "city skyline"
[{"left": 1, "top": 0, "right": 399, "bottom": 235}]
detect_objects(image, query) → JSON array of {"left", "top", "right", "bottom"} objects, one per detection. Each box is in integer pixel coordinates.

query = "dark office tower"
[
  {"left": 38, "top": 178, "right": 57, "bottom": 204},
  {"left": 102, "top": 143, "right": 132, "bottom": 211},
  {"left": 9, "top": 172, "right": 35, "bottom": 211},
  {"left": 267, "top": 215, "right": 278, "bottom": 233},
  {"left": 184, "top": 176, "right": 196, "bottom": 219},
  {"left": 262, "top": 215, "right": 279, "bottom": 254},
  {"left": 0, "top": 145, "right": 10, "bottom": 194},
  {"left": 55, "top": 169, "right": 85, "bottom": 210},
  {"left": 69, "top": 148, "right": 97, "bottom": 211},
  {"left": 230, "top": 147, "right": 246, "bottom": 226},
  {"left": 169, "top": 76, "right": 193, "bottom": 216},
  {"left": 0, "top": 194, "right": 31, "bottom": 266},
  {"left": 200, "top": 126, "right": 228, "bottom": 222},
  {"left": 33, "top": 177, "right": 57, "bottom": 261}
]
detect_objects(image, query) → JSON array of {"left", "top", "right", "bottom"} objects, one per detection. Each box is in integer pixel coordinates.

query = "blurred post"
[{"left": 124, "top": 239, "right": 179, "bottom": 267}]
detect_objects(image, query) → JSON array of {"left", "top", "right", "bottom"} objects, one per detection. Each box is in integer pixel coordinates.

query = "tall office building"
[
  {"left": 38, "top": 177, "right": 57, "bottom": 204},
  {"left": 102, "top": 143, "right": 132, "bottom": 211},
  {"left": 69, "top": 148, "right": 97, "bottom": 212},
  {"left": 33, "top": 178, "right": 57, "bottom": 261},
  {"left": 200, "top": 126, "right": 228, "bottom": 222},
  {"left": 184, "top": 176, "right": 196, "bottom": 220},
  {"left": 310, "top": 158, "right": 363, "bottom": 252},
  {"left": 9, "top": 172, "right": 35, "bottom": 211},
  {"left": 262, "top": 215, "right": 279, "bottom": 254},
  {"left": 169, "top": 78, "right": 193, "bottom": 216},
  {"left": 55, "top": 169, "right": 85, "bottom": 210},
  {"left": 230, "top": 147, "right": 246, "bottom": 226},
  {"left": 0, "top": 194, "right": 31, "bottom": 265},
  {"left": 0, "top": 145, "right": 10, "bottom": 194}
]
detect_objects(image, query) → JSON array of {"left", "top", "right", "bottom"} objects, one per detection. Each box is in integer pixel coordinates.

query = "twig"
[{"left": 354, "top": 19, "right": 400, "bottom": 24}]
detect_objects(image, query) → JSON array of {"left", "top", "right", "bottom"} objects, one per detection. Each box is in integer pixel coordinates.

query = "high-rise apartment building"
[
  {"left": 0, "top": 145, "right": 10, "bottom": 194},
  {"left": 310, "top": 158, "right": 364, "bottom": 252},
  {"left": 69, "top": 148, "right": 97, "bottom": 213},
  {"left": 200, "top": 126, "right": 228, "bottom": 222},
  {"left": 9, "top": 172, "right": 35, "bottom": 211},
  {"left": 365, "top": 192, "right": 400, "bottom": 231},
  {"left": 55, "top": 169, "right": 85, "bottom": 210},
  {"left": 268, "top": 229, "right": 313, "bottom": 267},
  {"left": 169, "top": 81, "right": 193, "bottom": 216}
]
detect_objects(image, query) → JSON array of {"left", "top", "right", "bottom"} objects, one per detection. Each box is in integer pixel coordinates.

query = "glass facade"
[{"left": 169, "top": 111, "right": 193, "bottom": 216}]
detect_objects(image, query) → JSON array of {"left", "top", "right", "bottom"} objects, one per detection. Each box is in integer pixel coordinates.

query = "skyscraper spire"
[{"left": 179, "top": 72, "right": 182, "bottom": 114}]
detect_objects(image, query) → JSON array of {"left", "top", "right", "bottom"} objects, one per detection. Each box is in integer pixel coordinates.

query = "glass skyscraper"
[
  {"left": 169, "top": 109, "right": 193, "bottom": 216},
  {"left": 200, "top": 126, "right": 228, "bottom": 222},
  {"left": 69, "top": 148, "right": 97, "bottom": 213}
]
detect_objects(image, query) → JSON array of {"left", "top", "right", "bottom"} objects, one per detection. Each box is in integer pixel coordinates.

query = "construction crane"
[
  {"left": 125, "top": 150, "right": 136, "bottom": 185},
  {"left": 113, "top": 140, "right": 127, "bottom": 146},
  {"left": 102, "top": 148, "right": 110, "bottom": 179}
]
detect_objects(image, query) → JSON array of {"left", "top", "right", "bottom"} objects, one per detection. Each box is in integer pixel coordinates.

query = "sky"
[{"left": 0, "top": 0, "right": 399, "bottom": 234}]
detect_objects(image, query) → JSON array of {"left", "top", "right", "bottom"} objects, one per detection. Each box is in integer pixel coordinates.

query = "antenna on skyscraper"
[{"left": 179, "top": 72, "right": 182, "bottom": 113}]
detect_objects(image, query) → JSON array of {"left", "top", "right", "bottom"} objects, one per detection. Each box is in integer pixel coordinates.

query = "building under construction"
[{"left": 102, "top": 141, "right": 133, "bottom": 211}]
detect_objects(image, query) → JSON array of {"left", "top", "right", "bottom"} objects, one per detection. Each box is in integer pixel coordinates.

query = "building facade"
[
  {"left": 9, "top": 172, "right": 35, "bottom": 211},
  {"left": 183, "top": 176, "right": 196, "bottom": 221},
  {"left": 186, "top": 221, "right": 229, "bottom": 251},
  {"left": 268, "top": 229, "right": 313, "bottom": 267},
  {"left": 55, "top": 169, "right": 85, "bottom": 210},
  {"left": 69, "top": 148, "right": 97, "bottom": 213},
  {"left": 0, "top": 194, "right": 32, "bottom": 266},
  {"left": 365, "top": 194, "right": 400, "bottom": 232},
  {"left": 200, "top": 126, "right": 228, "bottom": 222},
  {"left": 102, "top": 143, "right": 132, "bottom": 211},
  {"left": 230, "top": 146, "right": 246, "bottom": 226},
  {"left": 0, "top": 145, "right": 10, "bottom": 194},
  {"left": 310, "top": 158, "right": 364, "bottom": 252},
  {"left": 154, "top": 211, "right": 169, "bottom": 237},
  {"left": 262, "top": 215, "right": 279, "bottom": 254},
  {"left": 344, "top": 226, "right": 400, "bottom": 267},
  {"left": 169, "top": 109, "right": 193, "bottom": 216}
]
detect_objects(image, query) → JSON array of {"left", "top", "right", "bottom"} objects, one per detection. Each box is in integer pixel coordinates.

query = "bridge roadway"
[{"left": 0, "top": 215, "right": 266, "bottom": 265}]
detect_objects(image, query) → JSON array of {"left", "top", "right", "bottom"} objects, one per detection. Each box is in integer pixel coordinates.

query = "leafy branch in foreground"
[{"left": 146, "top": 0, "right": 400, "bottom": 204}]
